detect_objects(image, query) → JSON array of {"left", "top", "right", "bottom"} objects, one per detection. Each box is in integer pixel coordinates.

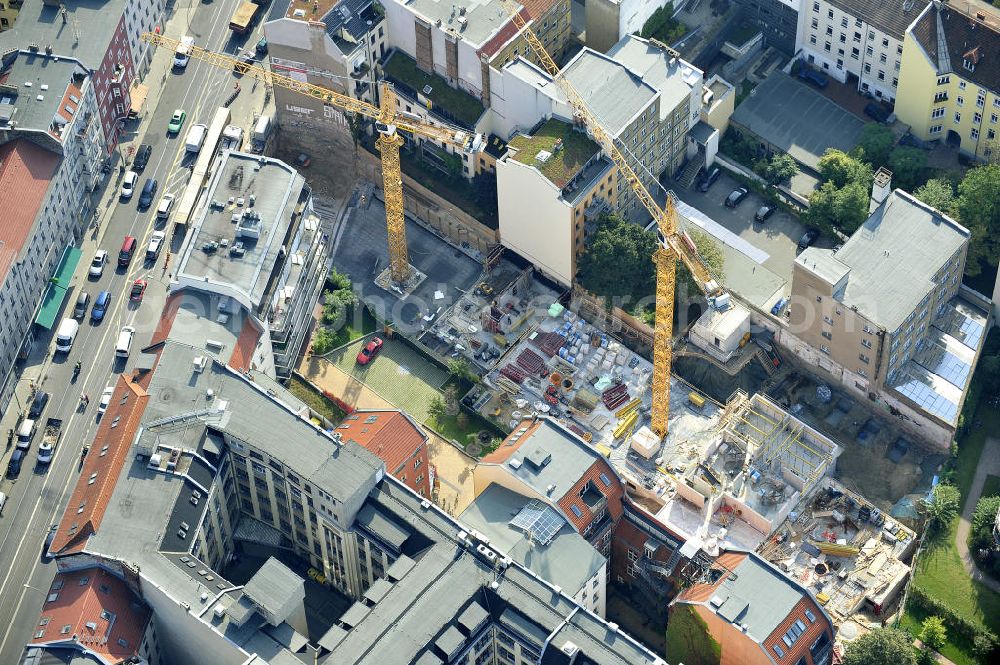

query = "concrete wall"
[
  {"left": 496, "top": 158, "right": 574, "bottom": 286},
  {"left": 586, "top": 0, "right": 664, "bottom": 53},
  {"left": 487, "top": 63, "right": 570, "bottom": 141},
  {"left": 141, "top": 582, "right": 247, "bottom": 665}
]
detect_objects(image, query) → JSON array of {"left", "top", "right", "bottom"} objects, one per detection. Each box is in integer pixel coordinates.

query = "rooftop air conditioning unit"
[
  {"left": 561, "top": 641, "right": 579, "bottom": 656},
  {"left": 213, "top": 604, "right": 226, "bottom": 619}
]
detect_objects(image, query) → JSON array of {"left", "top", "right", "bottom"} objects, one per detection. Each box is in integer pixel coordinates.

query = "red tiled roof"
[
  {"left": 557, "top": 458, "right": 624, "bottom": 533},
  {"left": 32, "top": 567, "right": 150, "bottom": 663},
  {"left": 147, "top": 292, "right": 184, "bottom": 348},
  {"left": 336, "top": 410, "right": 427, "bottom": 473},
  {"left": 479, "top": 7, "right": 531, "bottom": 57},
  {"left": 228, "top": 317, "right": 261, "bottom": 372},
  {"left": 0, "top": 140, "right": 59, "bottom": 282},
  {"left": 521, "top": 0, "right": 559, "bottom": 21},
  {"left": 761, "top": 596, "right": 832, "bottom": 663},
  {"left": 50, "top": 377, "right": 150, "bottom": 555},
  {"left": 676, "top": 551, "right": 748, "bottom": 603},
  {"left": 481, "top": 419, "right": 542, "bottom": 463}
]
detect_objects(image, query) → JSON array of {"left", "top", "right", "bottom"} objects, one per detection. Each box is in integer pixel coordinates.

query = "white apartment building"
[
  {"left": 0, "top": 51, "right": 101, "bottom": 416},
  {"left": 795, "top": 0, "right": 929, "bottom": 103}
]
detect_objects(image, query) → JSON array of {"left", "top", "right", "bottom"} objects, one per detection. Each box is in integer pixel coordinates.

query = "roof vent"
[
  {"left": 561, "top": 641, "right": 579, "bottom": 656},
  {"left": 200, "top": 592, "right": 209, "bottom": 603},
  {"left": 535, "top": 150, "right": 552, "bottom": 163},
  {"left": 193, "top": 356, "right": 207, "bottom": 373},
  {"left": 422, "top": 84, "right": 433, "bottom": 95},
  {"left": 546, "top": 484, "right": 555, "bottom": 495},
  {"left": 608, "top": 622, "right": 619, "bottom": 632},
  {"left": 85, "top": 622, "right": 97, "bottom": 631},
  {"left": 508, "top": 458, "right": 522, "bottom": 469},
  {"left": 213, "top": 604, "right": 226, "bottom": 619}
]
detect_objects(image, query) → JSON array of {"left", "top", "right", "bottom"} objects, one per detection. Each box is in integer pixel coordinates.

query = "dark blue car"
[{"left": 92, "top": 290, "right": 111, "bottom": 322}]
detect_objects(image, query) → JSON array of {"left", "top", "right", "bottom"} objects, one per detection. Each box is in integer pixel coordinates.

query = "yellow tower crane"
[
  {"left": 140, "top": 32, "right": 472, "bottom": 285},
  {"left": 497, "top": 4, "right": 722, "bottom": 438}
]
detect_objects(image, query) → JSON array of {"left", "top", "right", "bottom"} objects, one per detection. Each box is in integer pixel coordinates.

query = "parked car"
[
  {"left": 356, "top": 337, "right": 384, "bottom": 365},
  {"left": 697, "top": 166, "right": 721, "bottom": 193},
  {"left": 156, "top": 193, "right": 175, "bottom": 220},
  {"left": 6, "top": 450, "right": 24, "bottom": 478},
  {"left": 798, "top": 68, "right": 829, "bottom": 89},
  {"left": 864, "top": 102, "right": 891, "bottom": 123},
  {"left": 42, "top": 524, "right": 58, "bottom": 560},
  {"left": 725, "top": 187, "right": 749, "bottom": 208},
  {"left": 168, "top": 109, "right": 187, "bottom": 134},
  {"left": 133, "top": 143, "right": 152, "bottom": 171},
  {"left": 89, "top": 250, "right": 108, "bottom": 278},
  {"left": 146, "top": 231, "right": 166, "bottom": 261},
  {"left": 91, "top": 290, "right": 112, "bottom": 322},
  {"left": 97, "top": 385, "right": 114, "bottom": 417},
  {"left": 73, "top": 292, "right": 91, "bottom": 319},
  {"left": 138, "top": 178, "right": 158, "bottom": 209},
  {"left": 798, "top": 228, "right": 820, "bottom": 250},
  {"left": 29, "top": 390, "right": 50, "bottom": 418},
  {"left": 129, "top": 279, "right": 148, "bottom": 302},
  {"left": 754, "top": 204, "right": 775, "bottom": 222},
  {"left": 120, "top": 170, "right": 138, "bottom": 200}
]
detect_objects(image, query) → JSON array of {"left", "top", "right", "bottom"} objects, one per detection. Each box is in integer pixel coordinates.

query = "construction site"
[{"left": 758, "top": 477, "right": 917, "bottom": 626}]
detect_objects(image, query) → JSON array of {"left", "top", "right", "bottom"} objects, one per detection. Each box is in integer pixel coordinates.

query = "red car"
[
  {"left": 356, "top": 337, "right": 384, "bottom": 365},
  {"left": 129, "top": 279, "right": 147, "bottom": 302}
]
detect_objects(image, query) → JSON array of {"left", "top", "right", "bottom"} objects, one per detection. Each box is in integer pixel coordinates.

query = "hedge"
[{"left": 907, "top": 584, "right": 998, "bottom": 656}]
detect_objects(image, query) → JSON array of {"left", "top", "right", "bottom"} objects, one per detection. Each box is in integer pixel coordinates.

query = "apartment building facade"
[
  {"left": 785, "top": 176, "right": 984, "bottom": 448},
  {"left": 735, "top": 0, "right": 801, "bottom": 54},
  {"left": 1, "top": 0, "right": 166, "bottom": 154},
  {"left": 895, "top": 0, "right": 1000, "bottom": 160},
  {"left": 495, "top": 117, "right": 616, "bottom": 286},
  {"left": 585, "top": 0, "right": 664, "bottom": 53},
  {"left": 0, "top": 51, "right": 101, "bottom": 416},
  {"left": 0, "top": 0, "right": 20, "bottom": 31},
  {"left": 795, "top": 0, "right": 929, "bottom": 104}
]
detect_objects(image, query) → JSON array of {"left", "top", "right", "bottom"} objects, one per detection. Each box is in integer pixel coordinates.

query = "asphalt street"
[{"left": 0, "top": 2, "right": 271, "bottom": 660}]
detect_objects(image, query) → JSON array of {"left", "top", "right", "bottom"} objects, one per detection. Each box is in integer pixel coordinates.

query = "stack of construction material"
[
  {"left": 602, "top": 383, "right": 630, "bottom": 410},
  {"left": 500, "top": 365, "right": 526, "bottom": 384},
  {"left": 516, "top": 348, "right": 546, "bottom": 375},
  {"left": 532, "top": 331, "right": 567, "bottom": 357},
  {"left": 572, "top": 389, "right": 600, "bottom": 412}
]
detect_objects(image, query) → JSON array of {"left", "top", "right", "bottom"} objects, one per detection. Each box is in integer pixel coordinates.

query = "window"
[
  {"left": 864, "top": 63, "right": 871, "bottom": 74},
  {"left": 974, "top": 112, "right": 983, "bottom": 124},
  {"left": 823, "top": 315, "right": 834, "bottom": 325},
  {"left": 859, "top": 354, "right": 870, "bottom": 364},
  {"left": 840, "top": 17, "right": 848, "bottom": 28},
  {"left": 825, "top": 41, "right": 832, "bottom": 52},
  {"left": 828, "top": 9, "right": 834, "bottom": 18},
  {"left": 599, "top": 472, "right": 611, "bottom": 486},
  {"left": 959, "top": 80, "right": 967, "bottom": 90},
  {"left": 812, "top": 1, "right": 819, "bottom": 11},
  {"left": 826, "top": 26, "right": 832, "bottom": 36},
  {"left": 882, "top": 37, "right": 889, "bottom": 47},
  {"left": 989, "top": 129, "right": 996, "bottom": 140},
  {"left": 878, "top": 70, "right": 885, "bottom": 81},
  {"left": 866, "top": 45, "right": 873, "bottom": 56},
  {"left": 862, "top": 338, "right": 872, "bottom": 349},
  {"left": 954, "top": 112, "right": 962, "bottom": 124},
  {"left": 934, "top": 91, "right": 948, "bottom": 102},
  {"left": 858, "top": 367, "right": 868, "bottom": 377},
  {"left": 963, "top": 58, "right": 976, "bottom": 72},
  {"left": 774, "top": 644, "right": 785, "bottom": 658},
  {"left": 570, "top": 504, "right": 583, "bottom": 518},
  {"left": 892, "top": 77, "right": 898, "bottom": 87},
  {"left": 937, "top": 75, "right": 950, "bottom": 85},
  {"left": 805, "top": 609, "right": 817, "bottom": 623},
  {"left": 879, "top": 53, "right": 887, "bottom": 63},
  {"left": 992, "top": 114, "right": 998, "bottom": 124},
  {"left": 820, "top": 345, "right": 830, "bottom": 354},
  {"left": 810, "top": 35, "right": 817, "bottom": 45},
  {"left": 931, "top": 107, "right": 945, "bottom": 119},
  {"left": 957, "top": 96, "right": 965, "bottom": 107},
  {"left": 812, "top": 18, "right": 818, "bottom": 28},
  {"left": 851, "top": 47, "right": 859, "bottom": 59},
  {"left": 971, "top": 127, "right": 980, "bottom": 140},
  {"left": 977, "top": 94, "right": 986, "bottom": 108},
  {"left": 853, "top": 31, "right": 861, "bottom": 42},
  {"left": 839, "top": 34, "right": 846, "bottom": 44}
]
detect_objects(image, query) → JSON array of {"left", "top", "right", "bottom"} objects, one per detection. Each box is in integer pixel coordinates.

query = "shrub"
[
  {"left": 312, "top": 328, "right": 336, "bottom": 355},
  {"left": 907, "top": 584, "right": 999, "bottom": 651},
  {"left": 842, "top": 627, "right": 916, "bottom": 665},
  {"left": 923, "top": 482, "right": 960, "bottom": 535},
  {"left": 919, "top": 616, "right": 947, "bottom": 650}
]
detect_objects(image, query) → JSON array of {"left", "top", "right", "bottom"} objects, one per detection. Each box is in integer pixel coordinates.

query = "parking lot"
[{"left": 673, "top": 170, "right": 823, "bottom": 282}]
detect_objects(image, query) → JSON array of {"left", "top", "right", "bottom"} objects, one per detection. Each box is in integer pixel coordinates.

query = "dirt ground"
[{"left": 273, "top": 124, "right": 360, "bottom": 200}]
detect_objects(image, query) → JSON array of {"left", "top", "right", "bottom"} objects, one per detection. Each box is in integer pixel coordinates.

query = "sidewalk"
[{"left": 955, "top": 436, "right": 1000, "bottom": 593}]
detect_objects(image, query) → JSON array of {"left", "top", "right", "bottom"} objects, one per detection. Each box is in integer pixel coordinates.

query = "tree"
[
  {"left": 924, "top": 482, "right": 961, "bottom": 534},
  {"left": 888, "top": 146, "right": 928, "bottom": 192},
  {"left": 956, "top": 163, "right": 1000, "bottom": 278},
  {"left": 855, "top": 123, "right": 895, "bottom": 167},
  {"left": 842, "top": 627, "right": 917, "bottom": 665},
  {"left": 678, "top": 230, "right": 725, "bottom": 295},
  {"left": 761, "top": 153, "right": 797, "bottom": 185},
  {"left": 919, "top": 616, "right": 947, "bottom": 651},
  {"left": 577, "top": 214, "right": 657, "bottom": 308},
  {"left": 913, "top": 178, "right": 956, "bottom": 216},
  {"left": 818, "top": 149, "right": 872, "bottom": 188},
  {"left": 311, "top": 328, "right": 336, "bottom": 356},
  {"left": 447, "top": 358, "right": 477, "bottom": 385},
  {"left": 805, "top": 180, "right": 870, "bottom": 234},
  {"left": 428, "top": 396, "right": 447, "bottom": 423},
  {"left": 968, "top": 494, "right": 1000, "bottom": 554}
]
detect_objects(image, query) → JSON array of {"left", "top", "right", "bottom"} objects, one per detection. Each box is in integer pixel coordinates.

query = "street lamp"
[{"left": 23, "top": 584, "right": 46, "bottom": 593}]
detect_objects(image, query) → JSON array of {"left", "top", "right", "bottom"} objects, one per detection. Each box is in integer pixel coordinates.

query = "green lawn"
[
  {"left": 509, "top": 119, "right": 601, "bottom": 188},
  {"left": 288, "top": 375, "right": 346, "bottom": 424},
  {"left": 899, "top": 407, "right": 1000, "bottom": 663},
  {"left": 382, "top": 51, "right": 485, "bottom": 127},
  {"left": 327, "top": 304, "right": 378, "bottom": 350},
  {"left": 980, "top": 474, "right": 1000, "bottom": 499}
]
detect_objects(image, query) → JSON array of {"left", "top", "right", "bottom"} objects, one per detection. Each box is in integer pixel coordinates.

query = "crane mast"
[
  {"left": 496, "top": 3, "right": 720, "bottom": 437},
  {"left": 140, "top": 32, "right": 472, "bottom": 285}
]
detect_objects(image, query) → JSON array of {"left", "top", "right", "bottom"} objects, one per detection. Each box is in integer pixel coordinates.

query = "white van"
[
  {"left": 174, "top": 36, "right": 194, "bottom": 69},
  {"left": 55, "top": 318, "right": 80, "bottom": 353},
  {"left": 185, "top": 123, "right": 207, "bottom": 153},
  {"left": 16, "top": 419, "right": 35, "bottom": 450},
  {"left": 0, "top": 492, "right": 7, "bottom": 513},
  {"left": 116, "top": 326, "right": 136, "bottom": 358}
]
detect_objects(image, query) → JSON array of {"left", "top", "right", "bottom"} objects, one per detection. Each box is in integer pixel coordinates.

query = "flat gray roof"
[
  {"left": 402, "top": 0, "right": 510, "bottom": 48},
  {"left": 0, "top": 0, "right": 128, "bottom": 69},
  {"left": 244, "top": 558, "right": 303, "bottom": 619},
  {"left": 606, "top": 35, "right": 702, "bottom": 119},
  {"left": 708, "top": 553, "right": 807, "bottom": 643},
  {"left": 495, "top": 419, "right": 598, "bottom": 502},
  {"left": 564, "top": 49, "right": 656, "bottom": 136},
  {"left": 178, "top": 152, "right": 307, "bottom": 312},
  {"left": 458, "top": 484, "right": 606, "bottom": 595},
  {"left": 835, "top": 190, "right": 969, "bottom": 332},
  {"left": 0, "top": 51, "right": 87, "bottom": 139},
  {"left": 795, "top": 248, "right": 852, "bottom": 287},
  {"left": 731, "top": 73, "right": 865, "bottom": 170}
]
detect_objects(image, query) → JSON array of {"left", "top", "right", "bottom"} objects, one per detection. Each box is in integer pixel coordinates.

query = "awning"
[
  {"left": 128, "top": 84, "right": 149, "bottom": 117},
  {"left": 35, "top": 245, "right": 82, "bottom": 329}
]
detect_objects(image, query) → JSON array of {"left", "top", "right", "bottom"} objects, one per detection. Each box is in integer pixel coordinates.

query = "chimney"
[{"left": 870, "top": 167, "right": 892, "bottom": 213}]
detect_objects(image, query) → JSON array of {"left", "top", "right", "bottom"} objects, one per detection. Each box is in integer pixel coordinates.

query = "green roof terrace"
[
  {"left": 508, "top": 119, "right": 602, "bottom": 189},
  {"left": 381, "top": 51, "right": 486, "bottom": 130}
]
